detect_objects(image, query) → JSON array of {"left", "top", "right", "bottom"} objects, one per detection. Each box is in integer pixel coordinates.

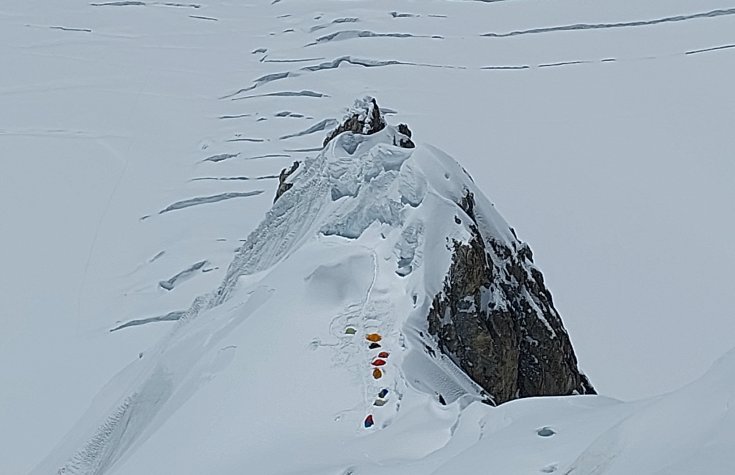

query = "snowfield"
[{"left": 1, "top": 0, "right": 734, "bottom": 474}]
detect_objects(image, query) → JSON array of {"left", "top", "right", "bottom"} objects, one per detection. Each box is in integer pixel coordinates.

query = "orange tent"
[
  {"left": 366, "top": 333, "right": 382, "bottom": 342},
  {"left": 372, "top": 368, "right": 383, "bottom": 379}
]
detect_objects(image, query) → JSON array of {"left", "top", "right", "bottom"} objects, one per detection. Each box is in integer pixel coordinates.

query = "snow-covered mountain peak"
[
  {"left": 34, "top": 99, "right": 596, "bottom": 474},
  {"left": 327, "top": 96, "right": 387, "bottom": 141},
  {"left": 6, "top": 0, "right": 734, "bottom": 472}
]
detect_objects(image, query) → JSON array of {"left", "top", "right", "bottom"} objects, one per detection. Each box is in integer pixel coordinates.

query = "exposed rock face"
[
  {"left": 427, "top": 192, "right": 595, "bottom": 405},
  {"left": 395, "top": 123, "right": 415, "bottom": 148},
  {"left": 322, "top": 97, "right": 415, "bottom": 150},
  {"left": 274, "top": 161, "right": 300, "bottom": 203},
  {"left": 322, "top": 96, "right": 386, "bottom": 147}
]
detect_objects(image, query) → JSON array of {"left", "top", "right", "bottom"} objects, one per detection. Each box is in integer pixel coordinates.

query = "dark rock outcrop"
[
  {"left": 322, "top": 96, "right": 419, "bottom": 150},
  {"left": 274, "top": 161, "right": 300, "bottom": 203},
  {"left": 394, "top": 123, "right": 415, "bottom": 148},
  {"left": 322, "top": 97, "right": 415, "bottom": 149},
  {"left": 427, "top": 191, "right": 594, "bottom": 405},
  {"left": 323, "top": 97, "right": 386, "bottom": 147}
]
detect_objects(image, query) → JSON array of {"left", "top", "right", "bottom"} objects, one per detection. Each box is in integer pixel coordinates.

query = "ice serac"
[
  {"left": 427, "top": 191, "right": 595, "bottom": 405},
  {"left": 275, "top": 97, "right": 414, "bottom": 203}
]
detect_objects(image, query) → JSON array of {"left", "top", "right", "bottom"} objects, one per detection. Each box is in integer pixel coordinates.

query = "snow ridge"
[{"left": 41, "top": 108, "right": 521, "bottom": 473}]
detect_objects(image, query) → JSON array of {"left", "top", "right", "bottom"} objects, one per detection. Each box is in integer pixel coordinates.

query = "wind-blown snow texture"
[{"left": 2, "top": 0, "right": 735, "bottom": 473}]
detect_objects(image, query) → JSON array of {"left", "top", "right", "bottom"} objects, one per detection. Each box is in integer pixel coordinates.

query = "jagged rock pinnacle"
[{"left": 323, "top": 96, "right": 386, "bottom": 147}]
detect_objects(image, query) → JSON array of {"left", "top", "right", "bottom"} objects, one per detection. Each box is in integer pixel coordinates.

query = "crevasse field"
[{"left": 1, "top": 1, "right": 734, "bottom": 474}]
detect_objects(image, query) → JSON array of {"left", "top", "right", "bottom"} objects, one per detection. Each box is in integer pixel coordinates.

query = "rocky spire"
[{"left": 323, "top": 96, "right": 386, "bottom": 147}]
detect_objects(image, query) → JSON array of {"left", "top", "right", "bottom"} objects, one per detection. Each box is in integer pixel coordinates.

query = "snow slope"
[
  {"left": 32, "top": 113, "right": 735, "bottom": 475},
  {"left": 1, "top": 0, "right": 734, "bottom": 473},
  {"left": 31, "top": 115, "right": 512, "bottom": 474},
  {"left": 431, "top": 348, "right": 735, "bottom": 475}
]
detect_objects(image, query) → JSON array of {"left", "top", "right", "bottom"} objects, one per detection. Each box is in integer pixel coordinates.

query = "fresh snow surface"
[{"left": 1, "top": 0, "right": 734, "bottom": 473}]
